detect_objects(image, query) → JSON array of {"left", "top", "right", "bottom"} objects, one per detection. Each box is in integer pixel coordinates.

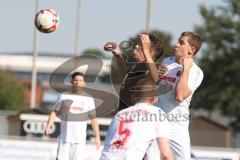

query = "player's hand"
[
  {"left": 158, "top": 64, "right": 167, "bottom": 78},
  {"left": 138, "top": 34, "right": 151, "bottom": 54},
  {"left": 104, "top": 42, "right": 121, "bottom": 56},
  {"left": 95, "top": 137, "right": 101, "bottom": 150},
  {"left": 182, "top": 56, "right": 193, "bottom": 70},
  {"left": 45, "top": 125, "right": 51, "bottom": 137}
]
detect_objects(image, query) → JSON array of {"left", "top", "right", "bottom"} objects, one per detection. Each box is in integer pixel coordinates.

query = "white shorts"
[
  {"left": 146, "top": 107, "right": 191, "bottom": 160},
  {"left": 146, "top": 138, "right": 190, "bottom": 160},
  {"left": 100, "top": 149, "right": 145, "bottom": 160},
  {"left": 57, "top": 140, "right": 85, "bottom": 160}
]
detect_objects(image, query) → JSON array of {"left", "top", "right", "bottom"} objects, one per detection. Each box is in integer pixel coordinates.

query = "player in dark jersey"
[{"left": 104, "top": 33, "right": 167, "bottom": 111}]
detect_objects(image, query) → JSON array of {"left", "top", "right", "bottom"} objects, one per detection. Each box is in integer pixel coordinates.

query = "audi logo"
[{"left": 23, "top": 120, "right": 56, "bottom": 134}]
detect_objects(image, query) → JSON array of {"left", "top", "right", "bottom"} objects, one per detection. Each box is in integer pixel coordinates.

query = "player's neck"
[
  {"left": 175, "top": 57, "right": 182, "bottom": 64},
  {"left": 72, "top": 88, "right": 83, "bottom": 95},
  {"left": 136, "top": 100, "right": 152, "bottom": 105}
]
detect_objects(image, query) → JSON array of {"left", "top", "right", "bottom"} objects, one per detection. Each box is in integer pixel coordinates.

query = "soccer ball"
[{"left": 34, "top": 8, "right": 60, "bottom": 33}]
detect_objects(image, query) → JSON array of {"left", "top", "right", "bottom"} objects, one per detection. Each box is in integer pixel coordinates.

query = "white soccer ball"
[{"left": 34, "top": 8, "right": 60, "bottom": 33}]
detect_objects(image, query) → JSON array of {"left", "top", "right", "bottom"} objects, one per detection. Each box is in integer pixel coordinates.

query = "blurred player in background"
[
  {"left": 45, "top": 72, "right": 101, "bottom": 160},
  {"left": 100, "top": 80, "right": 173, "bottom": 160}
]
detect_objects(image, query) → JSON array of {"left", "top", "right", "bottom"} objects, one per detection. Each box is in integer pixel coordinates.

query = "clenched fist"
[
  {"left": 104, "top": 42, "right": 121, "bottom": 56},
  {"left": 157, "top": 64, "right": 167, "bottom": 78}
]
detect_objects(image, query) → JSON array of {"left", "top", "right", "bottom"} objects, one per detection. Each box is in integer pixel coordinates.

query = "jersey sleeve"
[{"left": 188, "top": 66, "right": 204, "bottom": 93}]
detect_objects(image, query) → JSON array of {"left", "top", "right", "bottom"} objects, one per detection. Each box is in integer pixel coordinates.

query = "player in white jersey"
[
  {"left": 45, "top": 72, "right": 101, "bottom": 160},
  {"left": 100, "top": 80, "right": 173, "bottom": 160},
  {"left": 140, "top": 32, "right": 204, "bottom": 160}
]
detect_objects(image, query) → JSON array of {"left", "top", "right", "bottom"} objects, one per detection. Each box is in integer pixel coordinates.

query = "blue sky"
[{"left": 0, "top": 0, "right": 224, "bottom": 56}]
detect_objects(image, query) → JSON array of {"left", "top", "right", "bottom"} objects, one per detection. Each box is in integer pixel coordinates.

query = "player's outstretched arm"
[
  {"left": 157, "top": 137, "right": 173, "bottom": 160},
  {"left": 45, "top": 111, "right": 57, "bottom": 137},
  {"left": 90, "top": 118, "right": 101, "bottom": 149},
  {"left": 104, "top": 42, "right": 128, "bottom": 78}
]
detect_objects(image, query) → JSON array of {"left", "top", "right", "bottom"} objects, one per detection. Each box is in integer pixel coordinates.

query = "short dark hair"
[
  {"left": 131, "top": 80, "right": 157, "bottom": 99},
  {"left": 181, "top": 32, "right": 202, "bottom": 55},
  {"left": 71, "top": 72, "right": 85, "bottom": 80},
  {"left": 148, "top": 33, "right": 164, "bottom": 61},
  {"left": 131, "top": 33, "right": 164, "bottom": 61}
]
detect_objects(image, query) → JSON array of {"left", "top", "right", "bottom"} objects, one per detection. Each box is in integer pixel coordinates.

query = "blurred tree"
[
  {"left": 99, "top": 73, "right": 111, "bottom": 83},
  {"left": 0, "top": 71, "right": 26, "bottom": 111},
  {"left": 192, "top": 0, "right": 240, "bottom": 128}
]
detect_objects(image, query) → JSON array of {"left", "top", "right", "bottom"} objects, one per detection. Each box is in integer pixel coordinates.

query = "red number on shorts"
[{"left": 111, "top": 119, "right": 133, "bottom": 149}]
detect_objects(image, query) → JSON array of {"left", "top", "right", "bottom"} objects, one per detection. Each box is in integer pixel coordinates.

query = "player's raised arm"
[
  {"left": 138, "top": 34, "right": 159, "bottom": 83},
  {"left": 104, "top": 42, "right": 127, "bottom": 78},
  {"left": 175, "top": 56, "right": 193, "bottom": 101},
  {"left": 138, "top": 34, "right": 165, "bottom": 83}
]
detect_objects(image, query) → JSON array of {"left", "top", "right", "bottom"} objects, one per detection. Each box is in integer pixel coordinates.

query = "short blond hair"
[{"left": 181, "top": 32, "right": 202, "bottom": 55}]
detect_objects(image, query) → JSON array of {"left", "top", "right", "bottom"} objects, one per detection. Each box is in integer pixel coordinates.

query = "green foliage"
[
  {"left": 99, "top": 74, "right": 111, "bottom": 83},
  {"left": 0, "top": 71, "right": 26, "bottom": 111},
  {"left": 192, "top": 0, "right": 240, "bottom": 128}
]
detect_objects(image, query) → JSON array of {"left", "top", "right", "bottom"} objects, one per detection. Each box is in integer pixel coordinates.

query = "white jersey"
[
  {"left": 54, "top": 93, "right": 95, "bottom": 143},
  {"left": 150, "top": 56, "right": 204, "bottom": 160},
  {"left": 100, "top": 103, "right": 170, "bottom": 160},
  {"left": 158, "top": 56, "right": 204, "bottom": 112}
]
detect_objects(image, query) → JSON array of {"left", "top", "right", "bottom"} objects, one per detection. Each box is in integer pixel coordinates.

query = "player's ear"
[{"left": 189, "top": 46, "right": 196, "bottom": 56}]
